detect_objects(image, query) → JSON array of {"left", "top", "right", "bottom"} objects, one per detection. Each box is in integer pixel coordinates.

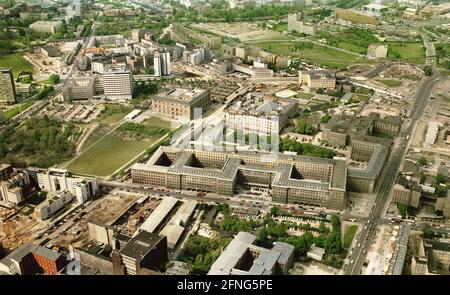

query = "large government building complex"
[
  {"left": 131, "top": 138, "right": 388, "bottom": 210},
  {"left": 131, "top": 146, "right": 351, "bottom": 210}
]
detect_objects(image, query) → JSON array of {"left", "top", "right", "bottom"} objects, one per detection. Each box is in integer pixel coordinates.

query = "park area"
[
  {"left": 0, "top": 53, "right": 36, "bottom": 77},
  {"left": 343, "top": 224, "right": 358, "bottom": 249},
  {"left": 1, "top": 101, "right": 34, "bottom": 121},
  {"left": 256, "top": 41, "right": 367, "bottom": 69},
  {"left": 66, "top": 117, "right": 172, "bottom": 177},
  {"left": 387, "top": 42, "right": 425, "bottom": 64}
]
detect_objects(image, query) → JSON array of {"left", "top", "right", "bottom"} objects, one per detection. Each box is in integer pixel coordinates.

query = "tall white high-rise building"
[
  {"left": 102, "top": 65, "right": 133, "bottom": 101},
  {"left": 153, "top": 51, "right": 171, "bottom": 77}
]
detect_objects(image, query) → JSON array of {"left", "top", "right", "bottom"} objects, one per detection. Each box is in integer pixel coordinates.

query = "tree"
[
  {"left": 424, "top": 66, "right": 433, "bottom": 76},
  {"left": 49, "top": 74, "right": 60, "bottom": 84},
  {"left": 21, "top": 76, "right": 32, "bottom": 84},
  {"left": 270, "top": 206, "right": 281, "bottom": 216},
  {"left": 423, "top": 225, "right": 437, "bottom": 239},
  {"left": 435, "top": 173, "right": 446, "bottom": 185},
  {"left": 320, "top": 113, "right": 332, "bottom": 124},
  {"left": 418, "top": 156, "right": 427, "bottom": 166},
  {"left": 397, "top": 203, "right": 407, "bottom": 218}
]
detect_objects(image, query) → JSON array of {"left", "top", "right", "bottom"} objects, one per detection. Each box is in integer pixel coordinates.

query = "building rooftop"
[
  {"left": 0, "top": 243, "right": 62, "bottom": 271},
  {"left": 138, "top": 196, "right": 179, "bottom": 234},
  {"left": 133, "top": 146, "right": 347, "bottom": 192},
  {"left": 225, "top": 93, "right": 297, "bottom": 118},
  {"left": 153, "top": 88, "right": 208, "bottom": 105},
  {"left": 348, "top": 144, "right": 388, "bottom": 179},
  {"left": 119, "top": 230, "right": 165, "bottom": 260},
  {"left": 208, "top": 232, "right": 294, "bottom": 275}
]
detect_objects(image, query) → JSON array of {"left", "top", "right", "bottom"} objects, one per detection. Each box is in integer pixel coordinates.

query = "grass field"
[
  {"left": 0, "top": 53, "right": 36, "bottom": 77},
  {"left": 67, "top": 132, "right": 155, "bottom": 177},
  {"left": 336, "top": 9, "right": 379, "bottom": 25},
  {"left": 343, "top": 225, "right": 358, "bottom": 249},
  {"left": 143, "top": 117, "right": 172, "bottom": 129},
  {"left": 98, "top": 104, "right": 133, "bottom": 125},
  {"left": 272, "top": 22, "right": 287, "bottom": 32},
  {"left": 387, "top": 42, "right": 425, "bottom": 64},
  {"left": 337, "top": 42, "right": 367, "bottom": 55},
  {"left": 297, "top": 92, "right": 315, "bottom": 99},
  {"left": 352, "top": 94, "right": 370, "bottom": 102},
  {"left": 1, "top": 101, "right": 34, "bottom": 120},
  {"left": 256, "top": 41, "right": 367, "bottom": 69},
  {"left": 377, "top": 80, "right": 403, "bottom": 87}
]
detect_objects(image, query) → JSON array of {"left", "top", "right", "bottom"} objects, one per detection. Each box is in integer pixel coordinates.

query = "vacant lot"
[
  {"left": 343, "top": 224, "right": 358, "bottom": 249},
  {"left": 377, "top": 80, "right": 402, "bottom": 87},
  {"left": 388, "top": 42, "right": 425, "bottom": 64},
  {"left": 143, "top": 117, "right": 172, "bottom": 129},
  {"left": 336, "top": 9, "right": 379, "bottom": 25},
  {"left": 67, "top": 132, "right": 152, "bottom": 177},
  {"left": 98, "top": 104, "right": 133, "bottom": 126},
  {"left": 0, "top": 53, "right": 36, "bottom": 77},
  {"left": 67, "top": 117, "right": 172, "bottom": 177},
  {"left": 256, "top": 41, "right": 367, "bottom": 69},
  {"left": 1, "top": 101, "right": 34, "bottom": 120}
]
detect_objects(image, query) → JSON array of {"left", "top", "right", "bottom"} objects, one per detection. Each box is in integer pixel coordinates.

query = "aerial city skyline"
[{"left": 0, "top": 0, "right": 449, "bottom": 279}]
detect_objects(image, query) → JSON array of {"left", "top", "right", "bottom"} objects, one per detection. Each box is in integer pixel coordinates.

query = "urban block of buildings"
[
  {"left": 102, "top": 65, "right": 134, "bottom": 101},
  {"left": 131, "top": 146, "right": 347, "bottom": 210},
  {"left": 26, "top": 167, "right": 99, "bottom": 204},
  {"left": 0, "top": 68, "right": 17, "bottom": 105},
  {"left": 298, "top": 69, "right": 336, "bottom": 90},
  {"left": 287, "top": 13, "right": 316, "bottom": 36},
  {"left": 151, "top": 88, "right": 211, "bottom": 121},
  {"left": 111, "top": 230, "right": 169, "bottom": 275},
  {"left": 35, "top": 190, "right": 74, "bottom": 220},
  {"left": 224, "top": 93, "right": 298, "bottom": 135},
  {"left": 0, "top": 243, "right": 66, "bottom": 275},
  {"left": 63, "top": 77, "right": 95, "bottom": 101},
  {"left": 391, "top": 176, "right": 422, "bottom": 209},
  {"left": 208, "top": 232, "right": 295, "bottom": 275},
  {"left": 29, "top": 20, "right": 62, "bottom": 34},
  {"left": 0, "top": 164, "right": 31, "bottom": 205}
]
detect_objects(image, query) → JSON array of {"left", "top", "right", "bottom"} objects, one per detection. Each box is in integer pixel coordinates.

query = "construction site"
[
  {"left": 49, "top": 191, "right": 160, "bottom": 249},
  {"left": 0, "top": 207, "right": 47, "bottom": 251}
]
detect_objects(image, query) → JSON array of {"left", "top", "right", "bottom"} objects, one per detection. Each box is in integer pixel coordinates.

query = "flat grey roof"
[
  {"left": 348, "top": 144, "right": 388, "bottom": 179},
  {"left": 132, "top": 146, "right": 347, "bottom": 191},
  {"left": 137, "top": 197, "right": 178, "bottom": 234},
  {"left": 119, "top": 230, "right": 165, "bottom": 260}
]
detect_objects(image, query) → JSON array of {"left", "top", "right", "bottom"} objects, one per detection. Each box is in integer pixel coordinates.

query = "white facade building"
[
  {"left": 103, "top": 67, "right": 133, "bottom": 101},
  {"left": 29, "top": 21, "right": 62, "bottom": 34},
  {"left": 35, "top": 191, "right": 74, "bottom": 220},
  {"left": 29, "top": 168, "right": 98, "bottom": 204},
  {"left": 154, "top": 52, "right": 171, "bottom": 77}
]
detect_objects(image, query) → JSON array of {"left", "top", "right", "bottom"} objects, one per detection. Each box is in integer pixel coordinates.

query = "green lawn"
[
  {"left": 440, "top": 69, "right": 450, "bottom": 77},
  {"left": 143, "top": 117, "right": 172, "bottom": 129},
  {"left": 337, "top": 42, "right": 366, "bottom": 55},
  {"left": 343, "top": 225, "right": 358, "bottom": 249},
  {"left": 272, "top": 22, "right": 287, "bottom": 32},
  {"left": 0, "top": 53, "right": 36, "bottom": 78},
  {"left": 352, "top": 94, "right": 369, "bottom": 102},
  {"left": 377, "top": 80, "right": 403, "bottom": 87},
  {"left": 1, "top": 101, "right": 34, "bottom": 120},
  {"left": 98, "top": 104, "right": 133, "bottom": 126},
  {"left": 387, "top": 42, "right": 425, "bottom": 64},
  {"left": 297, "top": 92, "right": 315, "bottom": 100},
  {"left": 67, "top": 132, "right": 156, "bottom": 177},
  {"left": 256, "top": 41, "right": 367, "bottom": 69}
]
